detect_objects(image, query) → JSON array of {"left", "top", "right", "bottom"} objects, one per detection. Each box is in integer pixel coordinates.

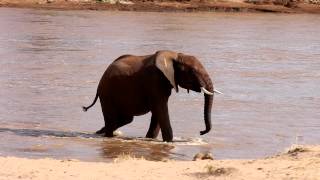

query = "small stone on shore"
[{"left": 193, "top": 152, "right": 214, "bottom": 161}]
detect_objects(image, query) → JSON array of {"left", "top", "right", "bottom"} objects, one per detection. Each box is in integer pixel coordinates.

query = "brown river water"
[{"left": 0, "top": 8, "right": 319, "bottom": 161}]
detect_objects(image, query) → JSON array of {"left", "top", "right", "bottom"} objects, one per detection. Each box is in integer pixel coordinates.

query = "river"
[{"left": 0, "top": 8, "right": 319, "bottom": 161}]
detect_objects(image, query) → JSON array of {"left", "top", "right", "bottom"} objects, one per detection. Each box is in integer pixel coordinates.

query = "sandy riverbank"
[
  {"left": 1, "top": 145, "right": 319, "bottom": 180},
  {"left": 0, "top": 0, "right": 320, "bottom": 13}
]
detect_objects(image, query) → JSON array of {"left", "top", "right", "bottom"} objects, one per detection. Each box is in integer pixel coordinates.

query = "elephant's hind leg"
[
  {"left": 100, "top": 100, "right": 117, "bottom": 137},
  {"left": 146, "top": 115, "right": 160, "bottom": 139},
  {"left": 96, "top": 126, "right": 106, "bottom": 134},
  {"left": 115, "top": 116, "right": 134, "bottom": 129},
  {"left": 96, "top": 117, "right": 129, "bottom": 135},
  {"left": 104, "top": 116, "right": 133, "bottom": 137}
]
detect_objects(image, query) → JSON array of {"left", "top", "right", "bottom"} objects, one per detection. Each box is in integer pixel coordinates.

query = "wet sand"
[
  {"left": 1, "top": 0, "right": 320, "bottom": 13},
  {"left": 1, "top": 145, "right": 319, "bottom": 180}
]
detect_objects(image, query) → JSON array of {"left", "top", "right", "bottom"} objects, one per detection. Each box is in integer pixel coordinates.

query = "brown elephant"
[{"left": 83, "top": 50, "right": 221, "bottom": 142}]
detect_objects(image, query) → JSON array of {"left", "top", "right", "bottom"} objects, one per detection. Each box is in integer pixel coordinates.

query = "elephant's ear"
[{"left": 155, "top": 50, "right": 178, "bottom": 92}]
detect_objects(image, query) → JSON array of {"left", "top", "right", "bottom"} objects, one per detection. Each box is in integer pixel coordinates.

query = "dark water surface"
[{"left": 0, "top": 8, "right": 319, "bottom": 161}]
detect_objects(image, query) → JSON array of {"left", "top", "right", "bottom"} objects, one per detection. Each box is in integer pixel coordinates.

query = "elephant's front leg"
[
  {"left": 146, "top": 114, "right": 160, "bottom": 139},
  {"left": 151, "top": 103, "right": 173, "bottom": 142}
]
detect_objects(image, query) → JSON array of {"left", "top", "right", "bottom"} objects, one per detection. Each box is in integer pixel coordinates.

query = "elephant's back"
[
  {"left": 97, "top": 54, "right": 153, "bottom": 95},
  {"left": 107, "top": 54, "right": 153, "bottom": 77}
]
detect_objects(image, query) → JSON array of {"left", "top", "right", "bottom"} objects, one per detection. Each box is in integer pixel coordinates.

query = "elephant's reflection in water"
[{"left": 99, "top": 138, "right": 175, "bottom": 161}]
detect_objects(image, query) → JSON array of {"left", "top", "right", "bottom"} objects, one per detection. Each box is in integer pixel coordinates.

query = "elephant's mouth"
[
  {"left": 192, "top": 86, "right": 201, "bottom": 93},
  {"left": 179, "top": 84, "right": 201, "bottom": 93}
]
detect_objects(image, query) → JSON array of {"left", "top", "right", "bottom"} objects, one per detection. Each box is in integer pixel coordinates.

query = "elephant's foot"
[
  {"left": 146, "top": 128, "right": 160, "bottom": 139},
  {"left": 103, "top": 126, "right": 115, "bottom": 137},
  {"left": 162, "top": 135, "right": 173, "bottom": 142},
  {"left": 104, "top": 131, "right": 114, "bottom": 138},
  {"left": 146, "top": 133, "right": 157, "bottom": 139},
  {"left": 161, "top": 127, "right": 173, "bottom": 142},
  {"left": 96, "top": 126, "right": 106, "bottom": 134}
]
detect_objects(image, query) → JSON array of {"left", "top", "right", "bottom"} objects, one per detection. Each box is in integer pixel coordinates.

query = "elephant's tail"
[{"left": 82, "top": 90, "right": 99, "bottom": 112}]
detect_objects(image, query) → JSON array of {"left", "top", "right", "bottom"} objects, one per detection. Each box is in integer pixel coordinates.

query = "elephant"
[{"left": 83, "top": 50, "right": 221, "bottom": 142}]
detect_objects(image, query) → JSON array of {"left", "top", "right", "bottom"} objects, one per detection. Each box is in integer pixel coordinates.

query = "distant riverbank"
[
  {"left": 1, "top": 0, "right": 320, "bottom": 13},
  {"left": 1, "top": 145, "right": 319, "bottom": 180}
]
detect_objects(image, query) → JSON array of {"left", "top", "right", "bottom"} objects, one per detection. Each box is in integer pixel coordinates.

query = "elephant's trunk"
[
  {"left": 198, "top": 73, "right": 214, "bottom": 135},
  {"left": 200, "top": 93, "right": 213, "bottom": 135}
]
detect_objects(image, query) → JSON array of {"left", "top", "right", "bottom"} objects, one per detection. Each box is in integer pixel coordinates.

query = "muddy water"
[{"left": 0, "top": 8, "right": 319, "bottom": 161}]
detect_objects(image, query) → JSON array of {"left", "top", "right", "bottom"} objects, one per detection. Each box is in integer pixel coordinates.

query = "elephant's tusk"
[
  {"left": 213, "top": 89, "right": 223, "bottom": 94},
  {"left": 201, "top": 87, "right": 214, "bottom": 96}
]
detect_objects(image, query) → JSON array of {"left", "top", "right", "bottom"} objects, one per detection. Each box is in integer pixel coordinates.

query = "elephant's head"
[{"left": 155, "top": 50, "right": 217, "bottom": 135}]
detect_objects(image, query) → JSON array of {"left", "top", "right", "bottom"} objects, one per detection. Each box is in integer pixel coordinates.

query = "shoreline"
[
  {"left": 1, "top": 145, "right": 320, "bottom": 179},
  {"left": 0, "top": 0, "right": 320, "bottom": 13}
]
